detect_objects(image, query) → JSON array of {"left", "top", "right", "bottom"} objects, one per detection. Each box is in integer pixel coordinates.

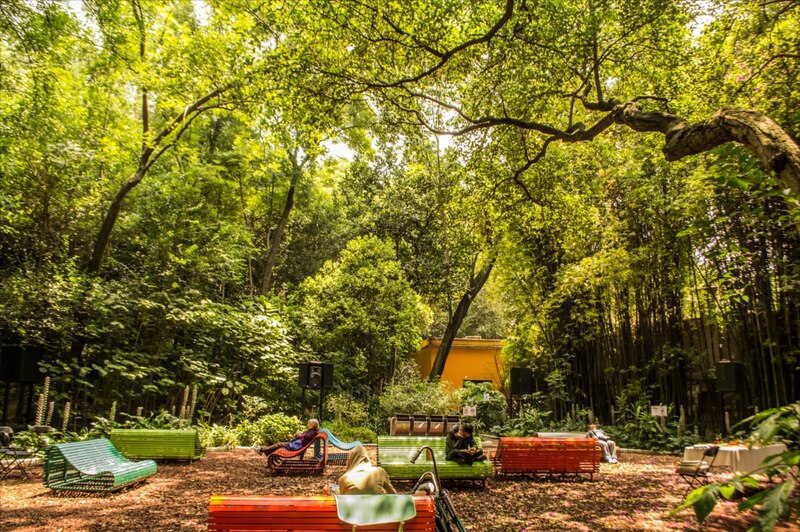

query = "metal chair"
[
  {"left": 676, "top": 445, "right": 719, "bottom": 493},
  {"left": 1, "top": 426, "right": 33, "bottom": 481}
]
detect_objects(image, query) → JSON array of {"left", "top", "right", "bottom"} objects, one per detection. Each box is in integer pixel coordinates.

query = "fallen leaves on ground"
[{"left": 0, "top": 448, "right": 768, "bottom": 531}]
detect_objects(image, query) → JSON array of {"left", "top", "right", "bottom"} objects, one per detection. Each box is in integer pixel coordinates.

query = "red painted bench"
[
  {"left": 492, "top": 437, "right": 601, "bottom": 480},
  {"left": 268, "top": 433, "right": 328, "bottom": 475},
  {"left": 207, "top": 495, "right": 437, "bottom": 531}
]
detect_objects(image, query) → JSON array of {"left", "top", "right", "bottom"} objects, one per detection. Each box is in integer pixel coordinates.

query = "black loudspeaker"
[
  {"left": 298, "top": 363, "right": 309, "bottom": 387},
  {"left": 299, "top": 362, "right": 334, "bottom": 389},
  {"left": 716, "top": 362, "right": 745, "bottom": 393},
  {"left": 322, "top": 363, "right": 333, "bottom": 389},
  {"left": 510, "top": 367, "right": 533, "bottom": 395},
  {"left": 308, "top": 363, "right": 323, "bottom": 389},
  {"left": 0, "top": 345, "right": 44, "bottom": 383}
]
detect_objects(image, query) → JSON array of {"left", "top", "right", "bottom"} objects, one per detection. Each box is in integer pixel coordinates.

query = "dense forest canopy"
[{"left": 0, "top": 0, "right": 797, "bottom": 435}]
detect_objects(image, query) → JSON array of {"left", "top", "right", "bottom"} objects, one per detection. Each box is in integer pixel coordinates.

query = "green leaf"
[
  {"left": 720, "top": 483, "right": 738, "bottom": 500},
  {"left": 739, "top": 480, "right": 796, "bottom": 531}
]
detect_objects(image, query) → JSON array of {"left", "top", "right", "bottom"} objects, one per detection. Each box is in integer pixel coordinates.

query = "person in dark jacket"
[
  {"left": 445, "top": 423, "right": 486, "bottom": 465},
  {"left": 256, "top": 418, "right": 320, "bottom": 456}
]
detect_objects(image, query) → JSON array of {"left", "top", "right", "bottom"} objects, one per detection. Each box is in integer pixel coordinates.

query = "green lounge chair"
[{"left": 43, "top": 438, "right": 157, "bottom": 492}]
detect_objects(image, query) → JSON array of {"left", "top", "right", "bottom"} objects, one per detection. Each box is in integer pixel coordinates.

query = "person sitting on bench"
[
  {"left": 445, "top": 423, "right": 487, "bottom": 465},
  {"left": 325, "top": 445, "right": 397, "bottom": 495},
  {"left": 256, "top": 418, "right": 319, "bottom": 456},
  {"left": 587, "top": 423, "right": 618, "bottom": 463}
]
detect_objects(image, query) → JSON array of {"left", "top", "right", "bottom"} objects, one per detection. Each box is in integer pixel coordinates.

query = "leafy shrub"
[
  {"left": 323, "top": 418, "right": 376, "bottom": 444},
  {"left": 326, "top": 392, "right": 369, "bottom": 425},
  {"left": 198, "top": 422, "right": 241, "bottom": 448},
  {"left": 456, "top": 381, "right": 507, "bottom": 433},
  {"left": 552, "top": 407, "right": 593, "bottom": 432},
  {"left": 612, "top": 404, "right": 699, "bottom": 453},
  {"left": 497, "top": 408, "right": 553, "bottom": 436},
  {"left": 197, "top": 413, "right": 301, "bottom": 448},
  {"left": 375, "top": 362, "right": 458, "bottom": 433},
  {"left": 237, "top": 413, "right": 303, "bottom": 446}
]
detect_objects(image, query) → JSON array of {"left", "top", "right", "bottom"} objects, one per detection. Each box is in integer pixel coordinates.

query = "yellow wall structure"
[{"left": 413, "top": 337, "right": 505, "bottom": 392}]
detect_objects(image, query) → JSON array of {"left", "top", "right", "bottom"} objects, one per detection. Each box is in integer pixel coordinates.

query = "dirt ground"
[{"left": 0, "top": 447, "right": 770, "bottom": 531}]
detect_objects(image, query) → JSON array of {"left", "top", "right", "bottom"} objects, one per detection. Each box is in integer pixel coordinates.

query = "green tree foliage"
[
  {"left": 1, "top": 0, "right": 799, "bottom": 446},
  {"left": 297, "top": 236, "right": 431, "bottom": 399},
  {"left": 456, "top": 381, "right": 507, "bottom": 432}
]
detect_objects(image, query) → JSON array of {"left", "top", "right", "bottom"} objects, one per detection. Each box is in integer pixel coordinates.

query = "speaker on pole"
[
  {"left": 510, "top": 367, "right": 533, "bottom": 395},
  {"left": 308, "top": 363, "right": 323, "bottom": 389},
  {"left": 322, "top": 363, "right": 334, "bottom": 389},
  {"left": 299, "top": 361, "right": 334, "bottom": 390},
  {"left": 298, "top": 363, "right": 309, "bottom": 388}
]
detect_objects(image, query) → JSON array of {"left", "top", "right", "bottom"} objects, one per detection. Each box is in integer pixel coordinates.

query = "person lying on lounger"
[{"left": 256, "top": 418, "right": 320, "bottom": 457}]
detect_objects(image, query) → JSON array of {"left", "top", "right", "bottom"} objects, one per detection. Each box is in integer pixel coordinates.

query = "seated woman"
[
  {"left": 327, "top": 445, "right": 397, "bottom": 495},
  {"left": 256, "top": 418, "right": 320, "bottom": 457},
  {"left": 587, "top": 423, "right": 618, "bottom": 463}
]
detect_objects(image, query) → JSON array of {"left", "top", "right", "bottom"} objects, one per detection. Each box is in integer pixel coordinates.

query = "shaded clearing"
[{"left": 0, "top": 448, "right": 769, "bottom": 531}]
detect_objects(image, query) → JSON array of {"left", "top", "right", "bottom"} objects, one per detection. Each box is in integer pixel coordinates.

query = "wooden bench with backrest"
[
  {"left": 207, "top": 495, "right": 437, "bottom": 531},
  {"left": 493, "top": 437, "right": 601, "bottom": 480},
  {"left": 109, "top": 428, "right": 205, "bottom": 461},
  {"left": 377, "top": 436, "right": 493, "bottom": 486},
  {"left": 268, "top": 432, "right": 328, "bottom": 475},
  {"left": 43, "top": 438, "right": 157, "bottom": 492}
]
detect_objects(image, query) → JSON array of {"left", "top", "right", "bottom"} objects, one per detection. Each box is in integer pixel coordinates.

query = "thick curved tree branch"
[
  {"left": 611, "top": 102, "right": 800, "bottom": 197},
  {"left": 397, "top": 93, "right": 800, "bottom": 202}
]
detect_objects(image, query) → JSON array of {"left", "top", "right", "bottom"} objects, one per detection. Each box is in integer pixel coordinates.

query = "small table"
[{"left": 683, "top": 443, "right": 787, "bottom": 474}]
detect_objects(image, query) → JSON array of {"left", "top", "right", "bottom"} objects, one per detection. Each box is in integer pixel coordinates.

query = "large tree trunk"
[
  {"left": 87, "top": 168, "right": 146, "bottom": 273},
  {"left": 428, "top": 251, "right": 496, "bottom": 381},
  {"left": 260, "top": 167, "right": 299, "bottom": 295}
]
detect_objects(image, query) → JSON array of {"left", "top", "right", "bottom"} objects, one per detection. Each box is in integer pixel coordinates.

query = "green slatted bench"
[
  {"left": 110, "top": 429, "right": 205, "bottom": 461},
  {"left": 377, "top": 436, "right": 492, "bottom": 487},
  {"left": 43, "top": 438, "right": 157, "bottom": 492}
]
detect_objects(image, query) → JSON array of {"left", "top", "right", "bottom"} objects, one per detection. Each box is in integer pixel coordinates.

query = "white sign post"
[
  {"left": 651, "top": 404, "right": 668, "bottom": 427},
  {"left": 462, "top": 406, "right": 477, "bottom": 417},
  {"left": 650, "top": 405, "right": 668, "bottom": 417}
]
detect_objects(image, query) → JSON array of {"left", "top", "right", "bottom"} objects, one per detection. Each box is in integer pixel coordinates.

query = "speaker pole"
[{"left": 319, "top": 388, "right": 324, "bottom": 425}]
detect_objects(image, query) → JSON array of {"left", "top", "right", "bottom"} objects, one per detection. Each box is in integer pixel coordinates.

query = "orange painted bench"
[
  {"left": 492, "top": 437, "right": 601, "bottom": 480},
  {"left": 207, "top": 495, "right": 437, "bottom": 531}
]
